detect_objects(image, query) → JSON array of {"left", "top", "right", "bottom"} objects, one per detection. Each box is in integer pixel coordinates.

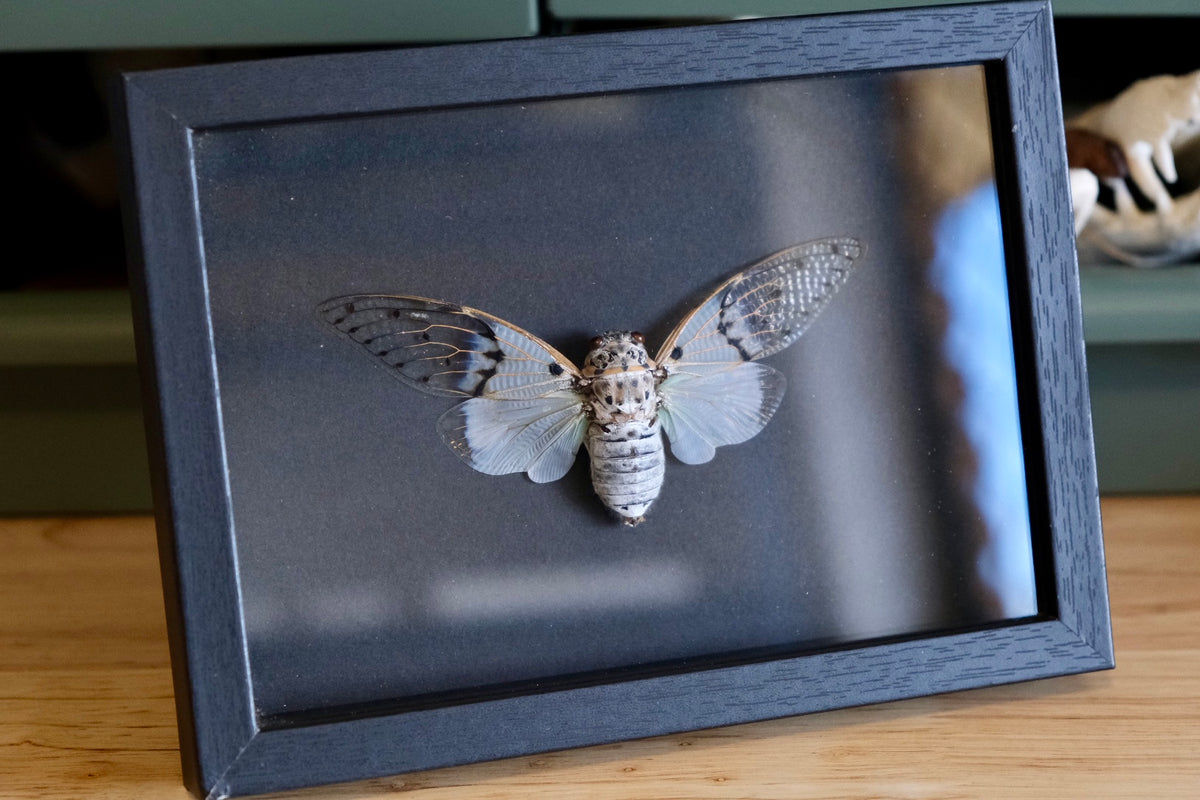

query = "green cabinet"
[
  {"left": 0, "top": 291, "right": 149, "bottom": 512},
  {"left": 0, "top": 0, "right": 537, "bottom": 50},
  {"left": 1081, "top": 266, "right": 1200, "bottom": 494}
]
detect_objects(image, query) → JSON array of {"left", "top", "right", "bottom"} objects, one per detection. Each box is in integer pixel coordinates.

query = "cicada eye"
[
  {"left": 630, "top": 331, "right": 645, "bottom": 344},
  {"left": 589, "top": 335, "right": 605, "bottom": 349}
]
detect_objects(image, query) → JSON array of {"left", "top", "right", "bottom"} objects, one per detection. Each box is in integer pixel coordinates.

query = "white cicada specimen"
[{"left": 319, "top": 237, "right": 863, "bottom": 525}]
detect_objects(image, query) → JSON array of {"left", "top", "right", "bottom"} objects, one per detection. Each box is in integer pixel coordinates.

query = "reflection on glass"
[
  {"left": 431, "top": 558, "right": 701, "bottom": 623},
  {"left": 930, "top": 183, "right": 1036, "bottom": 618}
]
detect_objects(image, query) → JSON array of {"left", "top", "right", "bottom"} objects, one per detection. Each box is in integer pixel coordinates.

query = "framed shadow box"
[{"left": 115, "top": 2, "right": 1113, "bottom": 797}]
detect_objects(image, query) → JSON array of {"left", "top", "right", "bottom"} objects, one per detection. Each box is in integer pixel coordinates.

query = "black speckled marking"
[
  {"left": 549, "top": 362, "right": 563, "bottom": 376},
  {"left": 718, "top": 311, "right": 754, "bottom": 360}
]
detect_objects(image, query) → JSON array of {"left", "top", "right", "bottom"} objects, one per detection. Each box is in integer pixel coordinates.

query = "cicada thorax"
[{"left": 582, "top": 331, "right": 666, "bottom": 525}]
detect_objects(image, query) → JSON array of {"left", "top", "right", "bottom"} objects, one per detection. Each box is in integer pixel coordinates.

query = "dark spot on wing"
[
  {"left": 670, "top": 346, "right": 683, "bottom": 360},
  {"left": 473, "top": 366, "right": 498, "bottom": 395},
  {"left": 549, "top": 362, "right": 564, "bottom": 376},
  {"left": 421, "top": 332, "right": 431, "bottom": 341},
  {"left": 719, "top": 309, "right": 755, "bottom": 360}
]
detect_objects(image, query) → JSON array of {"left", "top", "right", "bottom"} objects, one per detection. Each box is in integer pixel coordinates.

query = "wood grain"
[{"left": 2, "top": 496, "right": 1197, "bottom": 799}]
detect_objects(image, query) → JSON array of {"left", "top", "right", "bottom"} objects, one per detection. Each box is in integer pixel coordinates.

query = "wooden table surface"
[{"left": 2, "top": 496, "right": 1198, "bottom": 799}]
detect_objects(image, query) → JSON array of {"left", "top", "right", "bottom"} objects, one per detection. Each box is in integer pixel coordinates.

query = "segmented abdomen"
[{"left": 586, "top": 419, "right": 665, "bottom": 525}]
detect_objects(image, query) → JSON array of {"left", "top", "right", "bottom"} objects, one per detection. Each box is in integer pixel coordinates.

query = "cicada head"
[{"left": 582, "top": 330, "right": 652, "bottom": 376}]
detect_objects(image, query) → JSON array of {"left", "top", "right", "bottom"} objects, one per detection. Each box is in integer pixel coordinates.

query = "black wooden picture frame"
[{"left": 115, "top": 3, "right": 1112, "bottom": 797}]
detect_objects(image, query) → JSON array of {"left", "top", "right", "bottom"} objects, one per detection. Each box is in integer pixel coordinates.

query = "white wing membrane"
[
  {"left": 437, "top": 392, "right": 587, "bottom": 483},
  {"left": 655, "top": 237, "right": 863, "bottom": 463},
  {"left": 658, "top": 363, "right": 785, "bottom": 464},
  {"left": 318, "top": 294, "right": 587, "bottom": 482}
]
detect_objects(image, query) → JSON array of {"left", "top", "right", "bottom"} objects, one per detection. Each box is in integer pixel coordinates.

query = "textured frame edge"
[
  {"left": 115, "top": 79, "right": 257, "bottom": 797},
  {"left": 994, "top": 2, "right": 1112, "bottom": 657},
  {"left": 115, "top": 3, "right": 1112, "bottom": 798}
]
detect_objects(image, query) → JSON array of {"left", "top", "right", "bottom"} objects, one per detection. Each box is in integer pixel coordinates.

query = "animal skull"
[{"left": 1068, "top": 70, "right": 1200, "bottom": 266}]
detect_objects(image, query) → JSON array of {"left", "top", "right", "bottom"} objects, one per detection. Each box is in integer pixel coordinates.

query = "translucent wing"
[
  {"left": 318, "top": 295, "right": 581, "bottom": 398},
  {"left": 655, "top": 238, "right": 863, "bottom": 464},
  {"left": 655, "top": 237, "right": 863, "bottom": 371},
  {"left": 318, "top": 294, "right": 587, "bottom": 481}
]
